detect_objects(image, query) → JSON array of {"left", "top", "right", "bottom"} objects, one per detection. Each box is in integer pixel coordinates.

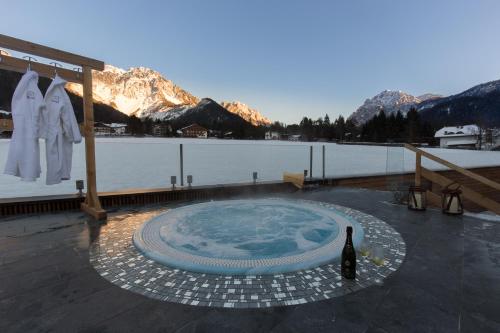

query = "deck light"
[
  {"left": 76, "top": 180, "right": 84, "bottom": 197},
  {"left": 253, "top": 172, "right": 258, "bottom": 184},
  {"left": 442, "top": 184, "right": 463, "bottom": 215},
  {"left": 408, "top": 186, "right": 426, "bottom": 211},
  {"left": 171, "top": 176, "right": 177, "bottom": 190},
  {"left": 187, "top": 175, "right": 193, "bottom": 188}
]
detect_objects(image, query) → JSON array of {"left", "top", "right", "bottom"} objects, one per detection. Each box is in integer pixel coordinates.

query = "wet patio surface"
[{"left": 1, "top": 188, "right": 499, "bottom": 333}]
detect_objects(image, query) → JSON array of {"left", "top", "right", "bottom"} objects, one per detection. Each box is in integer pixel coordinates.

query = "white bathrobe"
[
  {"left": 42, "top": 75, "right": 82, "bottom": 185},
  {"left": 3, "top": 70, "right": 44, "bottom": 181}
]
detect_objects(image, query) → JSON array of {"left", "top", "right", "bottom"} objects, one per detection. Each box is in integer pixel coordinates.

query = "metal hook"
[
  {"left": 22, "top": 56, "right": 37, "bottom": 71},
  {"left": 0, "top": 49, "right": 7, "bottom": 63},
  {"left": 73, "top": 67, "right": 82, "bottom": 79},
  {"left": 49, "top": 62, "right": 62, "bottom": 76}
]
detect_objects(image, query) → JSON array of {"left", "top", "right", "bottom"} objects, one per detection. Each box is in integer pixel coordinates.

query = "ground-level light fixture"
[
  {"left": 408, "top": 185, "right": 426, "bottom": 211},
  {"left": 253, "top": 172, "right": 258, "bottom": 184},
  {"left": 171, "top": 176, "right": 177, "bottom": 190},
  {"left": 76, "top": 180, "right": 84, "bottom": 197},
  {"left": 187, "top": 175, "right": 193, "bottom": 188},
  {"left": 442, "top": 184, "right": 463, "bottom": 215}
]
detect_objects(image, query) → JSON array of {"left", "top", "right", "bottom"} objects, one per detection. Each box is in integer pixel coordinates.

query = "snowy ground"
[{"left": 1, "top": 137, "right": 499, "bottom": 199}]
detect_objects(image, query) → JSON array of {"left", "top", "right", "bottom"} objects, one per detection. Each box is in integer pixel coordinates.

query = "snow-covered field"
[{"left": 0, "top": 137, "right": 499, "bottom": 199}]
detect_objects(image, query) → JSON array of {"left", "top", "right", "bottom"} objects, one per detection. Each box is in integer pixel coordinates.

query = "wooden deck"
[{"left": 0, "top": 181, "right": 297, "bottom": 217}]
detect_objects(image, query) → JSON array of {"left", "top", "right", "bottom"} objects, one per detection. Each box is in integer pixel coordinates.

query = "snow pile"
[{"left": 464, "top": 211, "right": 500, "bottom": 223}]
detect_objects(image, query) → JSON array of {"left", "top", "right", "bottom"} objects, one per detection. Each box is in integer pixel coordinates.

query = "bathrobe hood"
[
  {"left": 3, "top": 70, "right": 44, "bottom": 181},
  {"left": 42, "top": 75, "right": 82, "bottom": 185}
]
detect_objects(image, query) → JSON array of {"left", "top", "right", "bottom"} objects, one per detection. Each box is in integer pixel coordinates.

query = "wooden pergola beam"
[
  {"left": 0, "top": 53, "right": 83, "bottom": 84},
  {"left": 0, "top": 34, "right": 104, "bottom": 70}
]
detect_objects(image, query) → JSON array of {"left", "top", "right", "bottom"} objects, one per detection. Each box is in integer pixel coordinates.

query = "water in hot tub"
[{"left": 158, "top": 201, "right": 340, "bottom": 260}]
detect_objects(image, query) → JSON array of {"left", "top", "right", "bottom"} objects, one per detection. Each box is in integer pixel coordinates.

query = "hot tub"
[{"left": 133, "top": 198, "right": 364, "bottom": 274}]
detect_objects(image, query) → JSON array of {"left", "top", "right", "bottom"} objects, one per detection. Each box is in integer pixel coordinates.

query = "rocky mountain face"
[
  {"left": 418, "top": 80, "right": 500, "bottom": 127},
  {"left": 349, "top": 90, "right": 441, "bottom": 124},
  {"left": 66, "top": 65, "right": 270, "bottom": 126},
  {"left": 66, "top": 65, "right": 199, "bottom": 118},
  {"left": 220, "top": 101, "right": 271, "bottom": 126}
]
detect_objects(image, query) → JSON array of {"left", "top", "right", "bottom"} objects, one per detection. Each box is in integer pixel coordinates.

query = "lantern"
[
  {"left": 408, "top": 185, "right": 426, "bottom": 211},
  {"left": 76, "top": 180, "right": 84, "bottom": 197},
  {"left": 441, "top": 184, "right": 463, "bottom": 215},
  {"left": 170, "top": 176, "right": 177, "bottom": 190}
]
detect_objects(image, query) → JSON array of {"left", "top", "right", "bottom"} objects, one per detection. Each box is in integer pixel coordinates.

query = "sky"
[{"left": 1, "top": 0, "right": 500, "bottom": 124}]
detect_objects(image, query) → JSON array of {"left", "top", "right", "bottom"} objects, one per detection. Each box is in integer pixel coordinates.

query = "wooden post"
[
  {"left": 80, "top": 66, "right": 107, "bottom": 220},
  {"left": 415, "top": 151, "right": 422, "bottom": 187}
]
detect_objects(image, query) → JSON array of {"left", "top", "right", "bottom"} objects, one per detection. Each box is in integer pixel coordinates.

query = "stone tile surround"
[{"left": 90, "top": 199, "right": 406, "bottom": 308}]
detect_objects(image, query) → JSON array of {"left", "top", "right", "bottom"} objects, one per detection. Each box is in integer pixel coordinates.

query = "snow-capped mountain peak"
[
  {"left": 66, "top": 64, "right": 271, "bottom": 126},
  {"left": 220, "top": 101, "right": 271, "bottom": 126},
  {"left": 349, "top": 90, "right": 443, "bottom": 124},
  {"left": 66, "top": 65, "right": 199, "bottom": 117}
]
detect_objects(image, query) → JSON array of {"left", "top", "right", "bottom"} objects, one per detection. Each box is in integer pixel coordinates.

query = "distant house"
[
  {"left": 94, "top": 122, "right": 113, "bottom": 136},
  {"left": 485, "top": 128, "right": 500, "bottom": 150},
  {"left": 107, "top": 123, "right": 127, "bottom": 135},
  {"left": 152, "top": 123, "right": 171, "bottom": 137},
  {"left": 94, "top": 122, "right": 128, "bottom": 136},
  {"left": 180, "top": 124, "right": 208, "bottom": 138},
  {"left": 434, "top": 125, "right": 480, "bottom": 148},
  {"left": 265, "top": 131, "right": 281, "bottom": 140}
]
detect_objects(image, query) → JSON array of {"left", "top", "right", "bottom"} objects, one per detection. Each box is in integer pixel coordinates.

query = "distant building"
[
  {"left": 485, "top": 128, "right": 500, "bottom": 150},
  {"left": 107, "top": 123, "right": 127, "bottom": 135},
  {"left": 434, "top": 125, "right": 480, "bottom": 148},
  {"left": 152, "top": 123, "right": 171, "bottom": 137},
  {"left": 265, "top": 131, "right": 281, "bottom": 140},
  {"left": 94, "top": 122, "right": 113, "bottom": 136},
  {"left": 94, "top": 122, "right": 128, "bottom": 136},
  {"left": 289, "top": 134, "right": 302, "bottom": 141},
  {"left": 180, "top": 124, "right": 208, "bottom": 138}
]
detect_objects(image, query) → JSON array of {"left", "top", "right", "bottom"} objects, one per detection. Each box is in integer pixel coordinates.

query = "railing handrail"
[{"left": 404, "top": 143, "right": 500, "bottom": 191}]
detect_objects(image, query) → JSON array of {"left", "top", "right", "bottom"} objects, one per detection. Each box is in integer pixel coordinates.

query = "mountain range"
[
  {"left": 65, "top": 65, "right": 271, "bottom": 126},
  {"left": 349, "top": 80, "right": 500, "bottom": 128},
  {"left": 348, "top": 90, "right": 442, "bottom": 124}
]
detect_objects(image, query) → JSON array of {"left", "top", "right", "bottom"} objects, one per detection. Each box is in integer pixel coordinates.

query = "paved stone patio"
[
  {"left": 91, "top": 199, "right": 405, "bottom": 308},
  {"left": 1, "top": 188, "right": 500, "bottom": 332}
]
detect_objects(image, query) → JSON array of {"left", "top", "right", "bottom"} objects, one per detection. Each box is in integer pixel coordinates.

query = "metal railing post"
[
  {"left": 309, "top": 145, "right": 313, "bottom": 179},
  {"left": 322, "top": 145, "right": 325, "bottom": 179},
  {"left": 180, "top": 143, "right": 184, "bottom": 186}
]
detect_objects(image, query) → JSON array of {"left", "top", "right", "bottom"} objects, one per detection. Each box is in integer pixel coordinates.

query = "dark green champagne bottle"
[{"left": 341, "top": 226, "right": 356, "bottom": 279}]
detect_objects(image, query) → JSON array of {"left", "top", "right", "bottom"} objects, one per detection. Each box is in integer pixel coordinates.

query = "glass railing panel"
[{"left": 183, "top": 141, "right": 310, "bottom": 186}]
